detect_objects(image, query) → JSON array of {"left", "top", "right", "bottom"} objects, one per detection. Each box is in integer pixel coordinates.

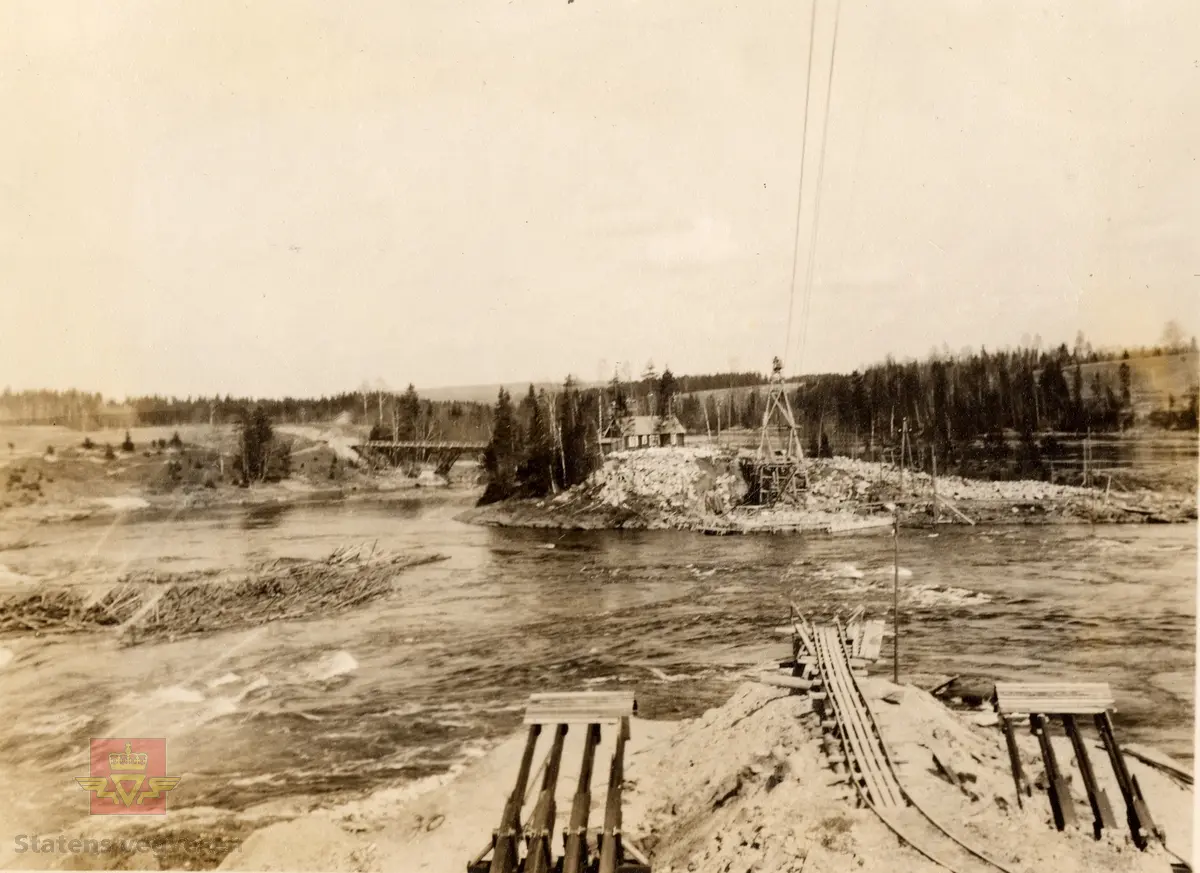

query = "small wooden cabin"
[{"left": 600, "top": 414, "right": 687, "bottom": 454}]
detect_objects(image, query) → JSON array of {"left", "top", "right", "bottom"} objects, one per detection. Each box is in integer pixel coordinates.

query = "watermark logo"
[{"left": 75, "top": 739, "right": 181, "bottom": 815}]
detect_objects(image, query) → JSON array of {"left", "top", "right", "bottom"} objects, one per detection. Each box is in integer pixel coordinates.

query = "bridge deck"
[{"left": 356, "top": 440, "right": 488, "bottom": 450}]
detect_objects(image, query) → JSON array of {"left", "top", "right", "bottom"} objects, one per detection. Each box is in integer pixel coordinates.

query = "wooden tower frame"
[{"left": 750, "top": 357, "right": 808, "bottom": 504}]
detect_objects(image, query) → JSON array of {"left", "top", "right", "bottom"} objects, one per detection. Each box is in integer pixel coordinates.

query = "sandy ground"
[
  {"left": 209, "top": 679, "right": 1192, "bottom": 873},
  {"left": 0, "top": 424, "right": 478, "bottom": 528}
]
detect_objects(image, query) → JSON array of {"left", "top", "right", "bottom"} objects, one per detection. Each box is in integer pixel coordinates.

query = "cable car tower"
[{"left": 749, "top": 356, "right": 808, "bottom": 505}]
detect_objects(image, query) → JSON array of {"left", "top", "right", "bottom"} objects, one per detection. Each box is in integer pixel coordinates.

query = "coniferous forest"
[{"left": 3, "top": 331, "right": 1196, "bottom": 501}]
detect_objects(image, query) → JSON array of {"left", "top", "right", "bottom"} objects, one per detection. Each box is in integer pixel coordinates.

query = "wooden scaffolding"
[{"left": 747, "top": 357, "right": 808, "bottom": 505}]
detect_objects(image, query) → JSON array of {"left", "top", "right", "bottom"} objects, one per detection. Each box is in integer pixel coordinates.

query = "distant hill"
[
  {"left": 413, "top": 353, "right": 1198, "bottom": 417},
  {"left": 417, "top": 381, "right": 596, "bottom": 404},
  {"left": 1077, "top": 351, "right": 1199, "bottom": 414}
]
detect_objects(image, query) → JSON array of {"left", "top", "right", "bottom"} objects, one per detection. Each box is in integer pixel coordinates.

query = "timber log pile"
[{"left": 0, "top": 545, "right": 446, "bottom": 644}]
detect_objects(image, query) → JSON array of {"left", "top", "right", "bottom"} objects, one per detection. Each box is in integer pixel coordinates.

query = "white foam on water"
[
  {"left": 303, "top": 650, "right": 358, "bottom": 682},
  {"left": 874, "top": 566, "right": 914, "bottom": 579},
  {"left": 94, "top": 496, "right": 150, "bottom": 511},
  {"left": 230, "top": 773, "right": 281, "bottom": 787},
  {"left": 379, "top": 702, "right": 425, "bottom": 718},
  {"left": 25, "top": 713, "right": 92, "bottom": 735},
  {"left": 829, "top": 562, "right": 864, "bottom": 579},
  {"left": 202, "top": 697, "right": 240, "bottom": 719},
  {"left": 207, "top": 672, "right": 241, "bottom": 688},
  {"left": 238, "top": 676, "right": 271, "bottom": 699},
  {"left": 119, "top": 685, "right": 205, "bottom": 706},
  {"left": 647, "top": 666, "right": 688, "bottom": 683},
  {"left": 0, "top": 564, "right": 33, "bottom": 584},
  {"left": 0, "top": 648, "right": 13, "bottom": 669},
  {"left": 906, "top": 583, "right": 992, "bottom": 607}
]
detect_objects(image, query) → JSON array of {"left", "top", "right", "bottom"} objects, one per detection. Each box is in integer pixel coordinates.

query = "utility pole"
[
  {"left": 893, "top": 504, "right": 901, "bottom": 685},
  {"left": 932, "top": 447, "right": 939, "bottom": 525}
]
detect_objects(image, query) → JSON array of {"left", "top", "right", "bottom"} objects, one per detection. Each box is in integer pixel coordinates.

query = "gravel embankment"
[{"left": 463, "top": 448, "right": 1195, "bottom": 533}]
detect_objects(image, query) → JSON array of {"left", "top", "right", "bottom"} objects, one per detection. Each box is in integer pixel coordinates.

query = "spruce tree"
[
  {"left": 479, "top": 388, "right": 520, "bottom": 504},
  {"left": 1118, "top": 361, "right": 1131, "bottom": 409},
  {"left": 517, "top": 386, "right": 554, "bottom": 496},
  {"left": 397, "top": 384, "right": 421, "bottom": 440},
  {"left": 609, "top": 373, "right": 630, "bottom": 418},
  {"left": 657, "top": 368, "right": 678, "bottom": 420},
  {"left": 238, "top": 406, "right": 275, "bottom": 483}
]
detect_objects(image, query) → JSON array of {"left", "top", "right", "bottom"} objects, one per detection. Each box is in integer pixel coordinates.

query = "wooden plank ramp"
[
  {"left": 810, "top": 622, "right": 1018, "bottom": 873},
  {"left": 812, "top": 624, "right": 903, "bottom": 808}
]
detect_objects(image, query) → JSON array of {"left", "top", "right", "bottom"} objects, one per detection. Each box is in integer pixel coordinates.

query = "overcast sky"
[{"left": 1, "top": 0, "right": 1196, "bottom": 398}]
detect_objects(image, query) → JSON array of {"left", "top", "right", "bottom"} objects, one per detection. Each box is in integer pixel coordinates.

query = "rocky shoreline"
[{"left": 461, "top": 448, "right": 1196, "bottom": 534}]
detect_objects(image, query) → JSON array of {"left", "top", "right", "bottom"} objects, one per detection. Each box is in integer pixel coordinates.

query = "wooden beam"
[
  {"left": 1000, "top": 715, "right": 1030, "bottom": 808},
  {"left": 1063, "top": 714, "right": 1117, "bottom": 839},
  {"left": 756, "top": 673, "right": 814, "bottom": 691},
  {"left": 524, "top": 692, "right": 635, "bottom": 725},
  {"left": 995, "top": 682, "right": 1115, "bottom": 716},
  {"left": 1031, "top": 713, "right": 1077, "bottom": 831},
  {"left": 1094, "top": 711, "right": 1160, "bottom": 849}
]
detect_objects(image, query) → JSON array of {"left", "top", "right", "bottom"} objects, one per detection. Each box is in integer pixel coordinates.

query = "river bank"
[
  {"left": 145, "top": 679, "right": 1192, "bottom": 873},
  {"left": 0, "top": 427, "right": 478, "bottom": 530},
  {"left": 0, "top": 503, "right": 1191, "bottom": 871},
  {"left": 462, "top": 448, "right": 1196, "bottom": 533}
]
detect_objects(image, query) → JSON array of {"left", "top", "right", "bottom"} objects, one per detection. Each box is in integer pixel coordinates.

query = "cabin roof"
[{"left": 604, "top": 414, "right": 686, "bottom": 438}]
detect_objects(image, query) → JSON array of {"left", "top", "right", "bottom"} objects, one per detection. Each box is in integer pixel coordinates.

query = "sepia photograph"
[{"left": 0, "top": 1, "right": 1196, "bottom": 871}]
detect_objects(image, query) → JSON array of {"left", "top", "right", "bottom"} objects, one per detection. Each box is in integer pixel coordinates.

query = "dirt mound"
[
  {"left": 180, "top": 678, "right": 1193, "bottom": 872},
  {"left": 636, "top": 679, "right": 1190, "bottom": 873},
  {"left": 629, "top": 683, "right": 897, "bottom": 873}
]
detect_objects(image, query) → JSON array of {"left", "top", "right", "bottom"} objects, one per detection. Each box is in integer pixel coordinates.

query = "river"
[{"left": 0, "top": 494, "right": 1193, "bottom": 840}]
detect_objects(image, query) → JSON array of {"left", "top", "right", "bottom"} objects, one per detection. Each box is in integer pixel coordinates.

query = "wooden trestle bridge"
[{"left": 354, "top": 439, "right": 488, "bottom": 475}]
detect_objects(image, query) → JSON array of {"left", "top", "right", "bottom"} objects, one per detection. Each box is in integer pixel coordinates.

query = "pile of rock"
[
  {"left": 583, "top": 447, "right": 743, "bottom": 517},
  {"left": 805, "top": 456, "right": 1097, "bottom": 504}
]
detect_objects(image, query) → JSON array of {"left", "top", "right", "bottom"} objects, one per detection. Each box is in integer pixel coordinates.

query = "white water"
[{"left": 0, "top": 495, "right": 1192, "bottom": 849}]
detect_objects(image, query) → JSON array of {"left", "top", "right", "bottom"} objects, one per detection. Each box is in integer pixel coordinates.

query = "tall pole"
[
  {"left": 893, "top": 505, "right": 900, "bottom": 685},
  {"left": 932, "top": 447, "right": 939, "bottom": 524}
]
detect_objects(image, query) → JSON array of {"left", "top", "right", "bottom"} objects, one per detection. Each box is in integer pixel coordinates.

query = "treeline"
[
  {"left": 129, "top": 390, "right": 492, "bottom": 441},
  {"left": 0, "top": 386, "right": 492, "bottom": 442},
  {"left": 666, "top": 342, "right": 1199, "bottom": 446},
  {"left": 479, "top": 379, "right": 604, "bottom": 504},
  {"left": 599, "top": 363, "right": 764, "bottom": 418},
  {"left": 0, "top": 389, "right": 110, "bottom": 428}
]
